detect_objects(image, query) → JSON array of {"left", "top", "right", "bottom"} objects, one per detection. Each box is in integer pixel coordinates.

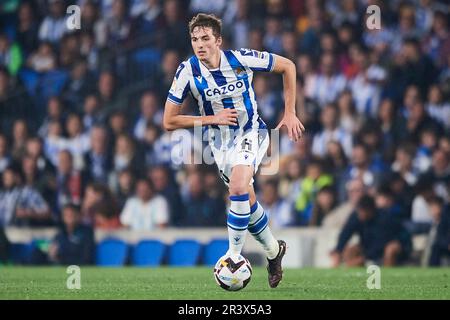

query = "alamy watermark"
[
  {"left": 366, "top": 265, "right": 381, "bottom": 290},
  {"left": 66, "top": 265, "right": 81, "bottom": 290},
  {"left": 169, "top": 123, "right": 281, "bottom": 175},
  {"left": 66, "top": 5, "right": 81, "bottom": 30},
  {"left": 366, "top": 5, "right": 381, "bottom": 30}
]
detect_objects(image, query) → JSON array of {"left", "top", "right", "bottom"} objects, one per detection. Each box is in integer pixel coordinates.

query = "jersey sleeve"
[
  {"left": 234, "top": 48, "right": 275, "bottom": 72},
  {"left": 167, "top": 62, "right": 190, "bottom": 105}
]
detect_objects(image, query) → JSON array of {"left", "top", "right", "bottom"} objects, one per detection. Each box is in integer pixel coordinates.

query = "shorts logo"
[
  {"left": 241, "top": 138, "right": 252, "bottom": 152},
  {"left": 204, "top": 80, "right": 245, "bottom": 101}
]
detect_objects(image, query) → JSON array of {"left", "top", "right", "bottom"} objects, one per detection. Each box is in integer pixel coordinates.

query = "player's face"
[{"left": 190, "top": 26, "right": 221, "bottom": 62}]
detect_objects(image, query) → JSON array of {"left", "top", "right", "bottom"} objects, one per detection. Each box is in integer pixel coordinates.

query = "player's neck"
[{"left": 201, "top": 50, "right": 221, "bottom": 70}]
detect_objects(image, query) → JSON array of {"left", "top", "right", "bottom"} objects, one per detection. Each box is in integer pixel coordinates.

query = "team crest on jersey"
[{"left": 233, "top": 67, "right": 246, "bottom": 77}]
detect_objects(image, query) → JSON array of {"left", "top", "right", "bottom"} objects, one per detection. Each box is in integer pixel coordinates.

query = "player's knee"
[{"left": 229, "top": 180, "right": 249, "bottom": 196}]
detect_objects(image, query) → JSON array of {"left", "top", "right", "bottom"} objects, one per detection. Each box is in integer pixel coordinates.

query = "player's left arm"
[{"left": 271, "top": 54, "right": 305, "bottom": 142}]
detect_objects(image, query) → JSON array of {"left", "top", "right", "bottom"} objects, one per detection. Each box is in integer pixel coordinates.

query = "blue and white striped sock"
[
  {"left": 226, "top": 193, "right": 251, "bottom": 255},
  {"left": 248, "top": 201, "right": 279, "bottom": 260}
]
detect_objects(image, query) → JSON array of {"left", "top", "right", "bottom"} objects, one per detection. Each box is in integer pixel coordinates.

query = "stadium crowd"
[{"left": 0, "top": 0, "right": 449, "bottom": 266}]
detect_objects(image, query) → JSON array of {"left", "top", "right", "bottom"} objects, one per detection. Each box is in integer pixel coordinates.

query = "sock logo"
[{"left": 234, "top": 236, "right": 241, "bottom": 243}]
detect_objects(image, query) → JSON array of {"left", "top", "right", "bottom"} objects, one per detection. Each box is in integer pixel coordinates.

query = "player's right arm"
[{"left": 163, "top": 101, "right": 238, "bottom": 131}]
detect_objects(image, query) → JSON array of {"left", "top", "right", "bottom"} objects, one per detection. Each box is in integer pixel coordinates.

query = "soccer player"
[{"left": 163, "top": 13, "right": 305, "bottom": 288}]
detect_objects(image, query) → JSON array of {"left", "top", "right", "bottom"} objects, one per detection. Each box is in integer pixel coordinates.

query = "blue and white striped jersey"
[{"left": 167, "top": 49, "right": 274, "bottom": 149}]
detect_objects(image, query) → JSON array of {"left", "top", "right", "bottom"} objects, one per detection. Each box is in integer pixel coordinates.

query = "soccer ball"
[{"left": 213, "top": 253, "right": 252, "bottom": 291}]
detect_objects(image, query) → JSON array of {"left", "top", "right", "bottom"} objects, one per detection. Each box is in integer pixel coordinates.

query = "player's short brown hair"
[{"left": 188, "top": 13, "right": 222, "bottom": 39}]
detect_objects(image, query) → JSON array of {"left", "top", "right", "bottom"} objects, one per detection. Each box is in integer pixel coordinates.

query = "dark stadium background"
[{"left": 0, "top": 0, "right": 449, "bottom": 271}]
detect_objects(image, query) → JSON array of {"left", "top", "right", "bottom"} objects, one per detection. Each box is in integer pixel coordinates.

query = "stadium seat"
[
  {"left": 18, "top": 69, "right": 40, "bottom": 97},
  {"left": 168, "top": 239, "right": 202, "bottom": 267},
  {"left": 131, "top": 240, "right": 166, "bottom": 267},
  {"left": 203, "top": 239, "right": 229, "bottom": 266},
  {"left": 130, "top": 48, "right": 161, "bottom": 80},
  {"left": 9, "top": 242, "right": 34, "bottom": 265},
  {"left": 96, "top": 238, "right": 128, "bottom": 267}
]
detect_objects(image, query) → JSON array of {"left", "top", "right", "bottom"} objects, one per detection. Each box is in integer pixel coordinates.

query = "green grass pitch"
[{"left": 0, "top": 267, "right": 449, "bottom": 299}]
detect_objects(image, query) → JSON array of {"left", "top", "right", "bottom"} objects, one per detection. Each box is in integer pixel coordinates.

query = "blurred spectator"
[
  {"left": 0, "top": 134, "right": 11, "bottom": 173},
  {"left": 109, "top": 133, "right": 144, "bottom": 187},
  {"left": 392, "top": 144, "right": 419, "bottom": 186},
  {"left": 309, "top": 186, "right": 337, "bottom": 226},
  {"left": 79, "top": 31, "right": 100, "bottom": 71},
  {"left": 312, "top": 103, "right": 353, "bottom": 158},
  {"left": 43, "top": 120, "right": 65, "bottom": 167},
  {"left": 47, "top": 204, "right": 95, "bottom": 265},
  {"left": 260, "top": 178, "right": 293, "bottom": 229},
  {"left": 11, "top": 119, "right": 29, "bottom": 161},
  {"left": 425, "top": 84, "right": 450, "bottom": 130},
  {"left": 64, "top": 113, "right": 90, "bottom": 170},
  {"left": 97, "top": 71, "right": 125, "bottom": 114},
  {"left": 322, "top": 178, "right": 366, "bottom": 229},
  {"left": 0, "top": 166, "right": 51, "bottom": 227},
  {"left": 38, "top": 0, "right": 69, "bottom": 44},
  {"left": 25, "top": 136, "right": 55, "bottom": 175},
  {"left": 405, "top": 99, "right": 443, "bottom": 147},
  {"left": 338, "top": 143, "right": 384, "bottom": 201},
  {"left": 155, "top": 50, "right": 181, "bottom": 100},
  {"left": 0, "top": 33, "right": 22, "bottom": 76},
  {"left": 84, "top": 125, "right": 111, "bottom": 184},
  {"left": 391, "top": 38, "right": 437, "bottom": 100},
  {"left": 178, "top": 171, "right": 226, "bottom": 226},
  {"left": 330, "top": 195, "right": 411, "bottom": 267},
  {"left": 161, "top": 0, "right": 190, "bottom": 56},
  {"left": 16, "top": 1, "right": 39, "bottom": 56},
  {"left": 148, "top": 165, "right": 183, "bottom": 225},
  {"left": 391, "top": 4, "right": 423, "bottom": 54},
  {"left": 62, "top": 59, "right": 95, "bottom": 109},
  {"left": 38, "top": 96, "right": 65, "bottom": 139},
  {"left": 222, "top": 0, "right": 251, "bottom": 50},
  {"left": 408, "top": 177, "right": 435, "bottom": 234},
  {"left": 253, "top": 74, "right": 282, "bottom": 129},
  {"left": 336, "top": 89, "right": 363, "bottom": 135},
  {"left": 263, "top": 17, "right": 283, "bottom": 55},
  {"left": 108, "top": 110, "right": 129, "bottom": 142},
  {"left": 306, "top": 52, "right": 347, "bottom": 107},
  {"left": 349, "top": 45, "right": 386, "bottom": 118},
  {"left": 131, "top": 0, "right": 164, "bottom": 43},
  {"left": 80, "top": 0, "right": 108, "bottom": 49},
  {"left": 20, "top": 154, "right": 53, "bottom": 203},
  {"left": 81, "top": 182, "right": 118, "bottom": 227},
  {"left": 115, "top": 168, "right": 135, "bottom": 210},
  {"left": 279, "top": 155, "right": 303, "bottom": 209},
  {"left": 427, "top": 196, "right": 450, "bottom": 266},
  {"left": 422, "top": 10, "right": 450, "bottom": 68},
  {"left": 323, "top": 140, "right": 348, "bottom": 182},
  {"left": 105, "top": 0, "right": 131, "bottom": 48},
  {"left": 120, "top": 178, "right": 169, "bottom": 230},
  {"left": 92, "top": 200, "right": 122, "bottom": 230},
  {"left": 294, "top": 159, "right": 333, "bottom": 225},
  {"left": 376, "top": 98, "right": 406, "bottom": 157},
  {"left": 81, "top": 94, "right": 106, "bottom": 131},
  {"left": 420, "top": 149, "right": 450, "bottom": 201},
  {"left": 133, "top": 91, "right": 163, "bottom": 141},
  {"left": 54, "top": 150, "right": 86, "bottom": 216}
]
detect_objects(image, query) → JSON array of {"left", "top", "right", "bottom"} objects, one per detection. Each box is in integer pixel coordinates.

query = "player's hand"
[
  {"left": 275, "top": 112, "right": 305, "bottom": 142},
  {"left": 213, "top": 108, "right": 238, "bottom": 126}
]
